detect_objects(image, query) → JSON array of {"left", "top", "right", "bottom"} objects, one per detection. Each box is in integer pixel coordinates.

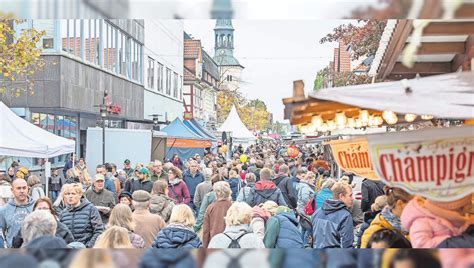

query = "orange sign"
[
  {"left": 326, "top": 138, "right": 378, "bottom": 180},
  {"left": 167, "top": 138, "right": 212, "bottom": 148}
]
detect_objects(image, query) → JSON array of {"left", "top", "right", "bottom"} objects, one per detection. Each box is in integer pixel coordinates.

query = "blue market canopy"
[
  {"left": 162, "top": 118, "right": 208, "bottom": 140},
  {"left": 184, "top": 119, "right": 217, "bottom": 141}
]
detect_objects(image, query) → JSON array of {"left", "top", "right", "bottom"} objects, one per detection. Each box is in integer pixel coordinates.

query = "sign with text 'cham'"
[{"left": 368, "top": 126, "right": 474, "bottom": 202}]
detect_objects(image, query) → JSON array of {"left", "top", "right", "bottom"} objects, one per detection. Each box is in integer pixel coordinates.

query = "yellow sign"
[{"left": 326, "top": 138, "right": 378, "bottom": 180}]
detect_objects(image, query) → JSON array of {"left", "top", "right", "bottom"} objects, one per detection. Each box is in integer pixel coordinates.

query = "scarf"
[{"left": 381, "top": 206, "right": 407, "bottom": 234}]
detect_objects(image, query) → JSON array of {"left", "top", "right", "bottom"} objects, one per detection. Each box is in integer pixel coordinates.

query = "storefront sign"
[
  {"left": 368, "top": 126, "right": 474, "bottom": 202},
  {"left": 326, "top": 138, "right": 378, "bottom": 179}
]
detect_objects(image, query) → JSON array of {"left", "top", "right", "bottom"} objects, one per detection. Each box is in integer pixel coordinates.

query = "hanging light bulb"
[
  {"left": 421, "top": 115, "right": 434, "bottom": 120},
  {"left": 375, "top": 116, "right": 384, "bottom": 126},
  {"left": 355, "top": 118, "right": 363, "bottom": 128},
  {"left": 368, "top": 115, "right": 376, "bottom": 127},
  {"left": 359, "top": 110, "right": 369, "bottom": 126},
  {"left": 327, "top": 120, "right": 336, "bottom": 131},
  {"left": 347, "top": 118, "right": 355, "bottom": 128},
  {"left": 311, "top": 115, "right": 323, "bottom": 129},
  {"left": 383, "top": 111, "right": 398, "bottom": 125},
  {"left": 335, "top": 112, "right": 347, "bottom": 129},
  {"left": 404, "top": 114, "right": 417, "bottom": 122},
  {"left": 319, "top": 123, "right": 328, "bottom": 132}
]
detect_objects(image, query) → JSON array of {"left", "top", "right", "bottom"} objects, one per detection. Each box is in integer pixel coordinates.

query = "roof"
[
  {"left": 162, "top": 118, "right": 209, "bottom": 140},
  {"left": 218, "top": 106, "right": 256, "bottom": 140},
  {"left": 202, "top": 51, "right": 220, "bottom": 79},
  {"left": 183, "top": 67, "right": 196, "bottom": 82},
  {"left": 184, "top": 40, "right": 201, "bottom": 59},
  {"left": 184, "top": 119, "right": 217, "bottom": 141}
]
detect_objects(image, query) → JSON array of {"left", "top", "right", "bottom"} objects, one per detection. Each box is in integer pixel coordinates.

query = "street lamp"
[{"left": 96, "top": 90, "right": 108, "bottom": 165}]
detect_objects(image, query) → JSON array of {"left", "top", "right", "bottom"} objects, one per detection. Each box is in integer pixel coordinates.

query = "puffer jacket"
[
  {"left": 56, "top": 220, "right": 74, "bottom": 244},
  {"left": 315, "top": 188, "right": 332, "bottom": 212},
  {"left": 401, "top": 196, "right": 473, "bottom": 248},
  {"left": 264, "top": 212, "right": 304, "bottom": 248},
  {"left": 139, "top": 248, "right": 196, "bottom": 268},
  {"left": 129, "top": 231, "right": 145, "bottom": 248},
  {"left": 312, "top": 199, "right": 353, "bottom": 248},
  {"left": 225, "top": 177, "right": 243, "bottom": 201},
  {"left": 151, "top": 225, "right": 202, "bottom": 248},
  {"left": 360, "top": 214, "right": 395, "bottom": 248},
  {"left": 296, "top": 182, "right": 315, "bottom": 216},
  {"left": 248, "top": 181, "right": 287, "bottom": 207},
  {"left": 150, "top": 194, "right": 175, "bottom": 222},
  {"left": 59, "top": 198, "right": 105, "bottom": 248}
]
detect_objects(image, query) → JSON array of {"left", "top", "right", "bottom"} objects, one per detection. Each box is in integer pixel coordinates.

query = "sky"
[{"left": 184, "top": 19, "right": 352, "bottom": 122}]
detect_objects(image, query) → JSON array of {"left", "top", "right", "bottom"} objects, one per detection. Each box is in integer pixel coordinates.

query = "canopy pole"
[{"left": 44, "top": 160, "right": 51, "bottom": 198}]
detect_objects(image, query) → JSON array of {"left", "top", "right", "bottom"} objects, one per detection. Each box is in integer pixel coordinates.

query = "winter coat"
[
  {"left": 150, "top": 194, "right": 175, "bottom": 222},
  {"left": 56, "top": 220, "right": 74, "bottom": 244},
  {"left": 351, "top": 199, "right": 364, "bottom": 226},
  {"left": 401, "top": 197, "right": 474, "bottom": 248},
  {"left": 58, "top": 198, "right": 104, "bottom": 248},
  {"left": 361, "top": 179, "right": 385, "bottom": 213},
  {"left": 225, "top": 177, "right": 243, "bottom": 201},
  {"left": 133, "top": 209, "right": 166, "bottom": 248},
  {"left": 273, "top": 175, "right": 298, "bottom": 209},
  {"left": 168, "top": 180, "right": 191, "bottom": 205},
  {"left": 437, "top": 224, "right": 474, "bottom": 248},
  {"left": 360, "top": 214, "right": 396, "bottom": 248},
  {"left": 183, "top": 171, "right": 204, "bottom": 199},
  {"left": 0, "top": 197, "right": 35, "bottom": 247},
  {"left": 150, "top": 172, "right": 168, "bottom": 183},
  {"left": 139, "top": 248, "right": 196, "bottom": 268},
  {"left": 315, "top": 188, "right": 332, "bottom": 212},
  {"left": 48, "top": 175, "right": 62, "bottom": 192},
  {"left": 312, "top": 199, "right": 354, "bottom": 248},
  {"left": 208, "top": 225, "right": 265, "bottom": 249},
  {"left": 125, "top": 178, "right": 153, "bottom": 194},
  {"left": 84, "top": 187, "right": 115, "bottom": 223},
  {"left": 296, "top": 182, "right": 315, "bottom": 216},
  {"left": 152, "top": 225, "right": 202, "bottom": 248},
  {"left": 104, "top": 174, "right": 117, "bottom": 199},
  {"left": 264, "top": 212, "right": 304, "bottom": 248},
  {"left": 30, "top": 184, "right": 45, "bottom": 201},
  {"left": 128, "top": 231, "right": 145, "bottom": 248},
  {"left": 194, "top": 192, "right": 216, "bottom": 232},
  {"left": 355, "top": 210, "right": 379, "bottom": 248},
  {"left": 203, "top": 200, "right": 232, "bottom": 248},
  {"left": 291, "top": 176, "right": 300, "bottom": 199},
  {"left": 236, "top": 184, "right": 254, "bottom": 204},
  {"left": 248, "top": 181, "right": 287, "bottom": 207},
  {"left": 193, "top": 181, "right": 212, "bottom": 209}
]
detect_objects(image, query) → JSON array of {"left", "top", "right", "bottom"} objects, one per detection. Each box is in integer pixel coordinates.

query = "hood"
[
  {"left": 321, "top": 199, "right": 349, "bottom": 215},
  {"left": 255, "top": 181, "right": 277, "bottom": 190},
  {"left": 7, "top": 196, "right": 35, "bottom": 209},
  {"left": 252, "top": 206, "right": 271, "bottom": 221},
  {"left": 160, "top": 227, "right": 198, "bottom": 246},
  {"left": 223, "top": 224, "right": 251, "bottom": 234},
  {"left": 277, "top": 211, "right": 299, "bottom": 226}
]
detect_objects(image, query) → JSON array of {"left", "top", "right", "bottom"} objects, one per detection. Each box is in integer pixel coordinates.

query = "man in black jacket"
[
  {"left": 273, "top": 164, "right": 298, "bottom": 209},
  {"left": 361, "top": 179, "right": 385, "bottom": 212}
]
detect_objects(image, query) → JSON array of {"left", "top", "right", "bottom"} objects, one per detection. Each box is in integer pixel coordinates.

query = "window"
[
  {"left": 179, "top": 75, "right": 183, "bottom": 100},
  {"left": 166, "top": 68, "right": 171, "bottom": 95},
  {"left": 33, "top": 21, "right": 55, "bottom": 49},
  {"left": 83, "top": 19, "right": 99, "bottom": 64},
  {"left": 147, "top": 57, "right": 155, "bottom": 89},
  {"left": 173, "top": 72, "right": 178, "bottom": 98},
  {"left": 104, "top": 22, "right": 116, "bottom": 72},
  {"left": 131, "top": 39, "right": 141, "bottom": 81},
  {"left": 157, "top": 62, "right": 164, "bottom": 92}
]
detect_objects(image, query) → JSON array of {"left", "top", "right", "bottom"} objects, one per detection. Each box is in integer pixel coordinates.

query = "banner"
[
  {"left": 368, "top": 126, "right": 474, "bottom": 202},
  {"left": 326, "top": 138, "right": 378, "bottom": 180}
]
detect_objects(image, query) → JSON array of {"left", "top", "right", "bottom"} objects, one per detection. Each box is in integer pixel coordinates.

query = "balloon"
[
  {"left": 287, "top": 146, "right": 299, "bottom": 158},
  {"left": 240, "top": 154, "right": 248, "bottom": 163}
]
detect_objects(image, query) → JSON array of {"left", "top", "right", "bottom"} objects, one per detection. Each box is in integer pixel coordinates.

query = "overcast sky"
[{"left": 184, "top": 19, "right": 353, "bottom": 122}]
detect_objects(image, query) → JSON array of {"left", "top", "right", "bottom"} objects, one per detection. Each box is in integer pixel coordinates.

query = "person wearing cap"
[
  {"left": 123, "top": 159, "right": 133, "bottom": 178},
  {"left": 131, "top": 190, "right": 165, "bottom": 247},
  {"left": 119, "top": 191, "right": 133, "bottom": 211},
  {"left": 124, "top": 167, "right": 153, "bottom": 195},
  {"left": 84, "top": 174, "right": 116, "bottom": 224}
]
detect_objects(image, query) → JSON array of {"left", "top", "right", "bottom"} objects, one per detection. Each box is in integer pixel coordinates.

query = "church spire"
[{"left": 211, "top": 0, "right": 241, "bottom": 67}]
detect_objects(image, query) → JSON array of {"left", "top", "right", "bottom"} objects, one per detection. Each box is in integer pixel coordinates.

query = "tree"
[
  {"left": 238, "top": 99, "right": 271, "bottom": 132},
  {"left": 0, "top": 19, "right": 45, "bottom": 101},
  {"left": 320, "top": 20, "right": 386, "bottom": 60}
]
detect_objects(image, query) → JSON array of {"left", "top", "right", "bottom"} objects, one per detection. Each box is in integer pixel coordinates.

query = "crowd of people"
[{"left": 0, "top": 141, "right": 472, "bottom": 267}]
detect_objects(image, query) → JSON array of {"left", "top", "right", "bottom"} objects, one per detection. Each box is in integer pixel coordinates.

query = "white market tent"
[
  {"left": 0, "top": 102, "right": 75, "bottom": 158},
  {"left": 218, "top": 106, "right": 257, "bottom": 145},
  {"left": 309, "top": 72, "right": 474, "bottom": 119}
]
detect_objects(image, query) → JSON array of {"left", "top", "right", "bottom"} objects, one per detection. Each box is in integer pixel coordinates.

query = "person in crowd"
[
  {"left": 150, "top": 160, "right": 168, "bottom": 183},
  {"left": 250, "top": 203, "right": 273, "bottom": 240},
  {"left": 237, "top": 172, "right": 257, "bottom": 204},
  {"left": 202, "top": 181, "right": 233, "bottom": 248},
  {"left": 107, "top": 204, "right": 145, "bottom": 248},
  {"left": 402, "top": 193, "right": 474, "bottom": 248},
  {"left": 152, "top": 204, "right": 202, "bottom": 248},
  {"left": 48, "top": 169, "right": 62, "bottom": 202},
  {"left": 292, "top": 167, "right": 308, "bottom": 199},
  {"left": 6, "top": 166, "right": 16, "bottom": 181},
  {"left": 0, "top": 178, "right": 35, "bottom": 247},
  {"left": 183, "top": 160, "right": 204, "bottom": 213},
  {"left": 53, "top": 185, "right": 67, "bottom": 215},
  {"left": 254, "top": 160, "right": 264, "bottom": 181},
  {"left": 225, "top": 169, "right": 243, "bottom": 201},
  {"left": 125, "top": 167, "right": 153, "bottom": 194},
  {"left": 33, "top": 197, "right": 74, "bottom": 244},
  {"left": 312, "top": 155, "right": 330, "bottom": 172},
  {"left": 84, "top": 174, "right": 116, "bottom": 223},
  {"left": 361, "top": 187, "right": 413, "bottom": 248},
  {"left": 296, "top": 171, "right": 315, "bottom": 216},
  {"left": 315, "top": 178, "right": 335, "bottom": 212},
  {"left": 193, "top": 168, "right": 213, "bottom": 209},
  {"left": 106, "top": 163, "right": 122, "bottom": 198},
  {"left": 312, "top": 182, "right": 354, "bottom": 248},
  {"left": 59, "top": 183, "right": 104, "bottom": 248},
  {"left": 131, "top": 190, "right": 165, "bottom": 247},
  {"left": 119, "top": 191, "right": 133, "bottom": 210},
  {"left": 168, "top": 166, "right": 191, "bottom": 205},
  {"left": 123, "top": 159, "right": 134, "bottom": 178},
  {"left": 27, "top": 175, "right": 45, "bottom": 201},
  {"left": 388, "top": 249, "right": 441, "bottom": 268},
  {"left": 171, "top": 154, "right": 184, "bottom": 170},
  {"left": 355, "top": 195, "right": 387, "bottom": 248},
  {"left": 367, "top": 229, "right": 412, "bottom": 248},
  {"left": 21, "top": 210, "right": 67, "bottom": 248},
  {"left": 116, "top": 169, "right": 128, "bottom": 189},
  {"left": 76, "top": 159, "right": 92, "bottom": 188},
  {"left": 63, "top": 153, "right": 74, "bottom": 178},
  {"left": 273, "top": 165, "right": 298, "bottom": 209},
  {"left": 94, "top": 226, "right": 133, "bottom": 248},
  {"left": 194, "top": 174, "right": 224, "bottom": 233},
  {"left": 65, "top": 168, "right": 79, "bottom": 184},
  {"left": 361, "top": 178, "right": 385, "bottom": 213},
  {"left": 247, "top": 168, "right": 287, "bottom": 207},
  {"left": 150, "top": 180, "right": 175, "bottom": 222},
  {"left": 208, "top": 202, "right": 265, "bottom": 248},
  {"left": 263, "top": 206, "right": 304, "bottom": 248},
  {"left": 0, "top": 174, "right": 12, "bottom": 206},
  {"left": 95, "top": 165, "right": 116, "bottom": 198}
]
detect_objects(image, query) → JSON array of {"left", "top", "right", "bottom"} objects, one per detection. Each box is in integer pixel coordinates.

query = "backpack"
[
  {"left": 304, "top": 197, "right": 316, "bottom": 216},
  {"left": 223, "top": 231, "right": 249, "bottom": 248}
]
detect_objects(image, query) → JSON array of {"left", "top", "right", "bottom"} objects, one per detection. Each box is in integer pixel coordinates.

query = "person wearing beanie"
[
  {"left": 119, "top": 191, "right": 133, "bottom": 211},
  {"left": 401, "top": 194, "right": 474, "bottom": 248}
]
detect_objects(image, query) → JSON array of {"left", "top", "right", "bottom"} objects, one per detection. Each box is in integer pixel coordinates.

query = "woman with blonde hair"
[
  {"left": 107, "top": 204, "right": 145, "bottom": 248},
  {"left": 27, "top": 175, "right": 45, "bottom": 200},
  {"left": 94, "top": 226, "right": 132, "bottom": 248},
  {"left": 152, "top": 204, "right": 202, "bottom": 248}
]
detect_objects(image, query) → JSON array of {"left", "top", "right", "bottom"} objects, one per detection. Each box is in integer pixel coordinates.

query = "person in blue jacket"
[
  {"left": 315, "top": 178, "right": 336, "bottom": 211},
  {"left": 182, "top": 160, "right": 204, "bottom": 214},
  {"left": 263, "top": 207, "right": 304, "bottom": 248},
  {"left": 225, "top": 170, "right": 244, "bottom": 201}
]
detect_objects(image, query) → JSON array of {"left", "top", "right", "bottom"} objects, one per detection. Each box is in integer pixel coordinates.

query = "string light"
[
  {"left": 311, "top": 115, "right": 323, "bottom": 129},
  {"left": 405, "top": 114, "right": 417, "bottom": 122},
  {"left": 421, "top": 115, "right": 434, "bottom": 120},
  {"left": 383, "top": 111, "right": 398, "bottom": 125}
]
